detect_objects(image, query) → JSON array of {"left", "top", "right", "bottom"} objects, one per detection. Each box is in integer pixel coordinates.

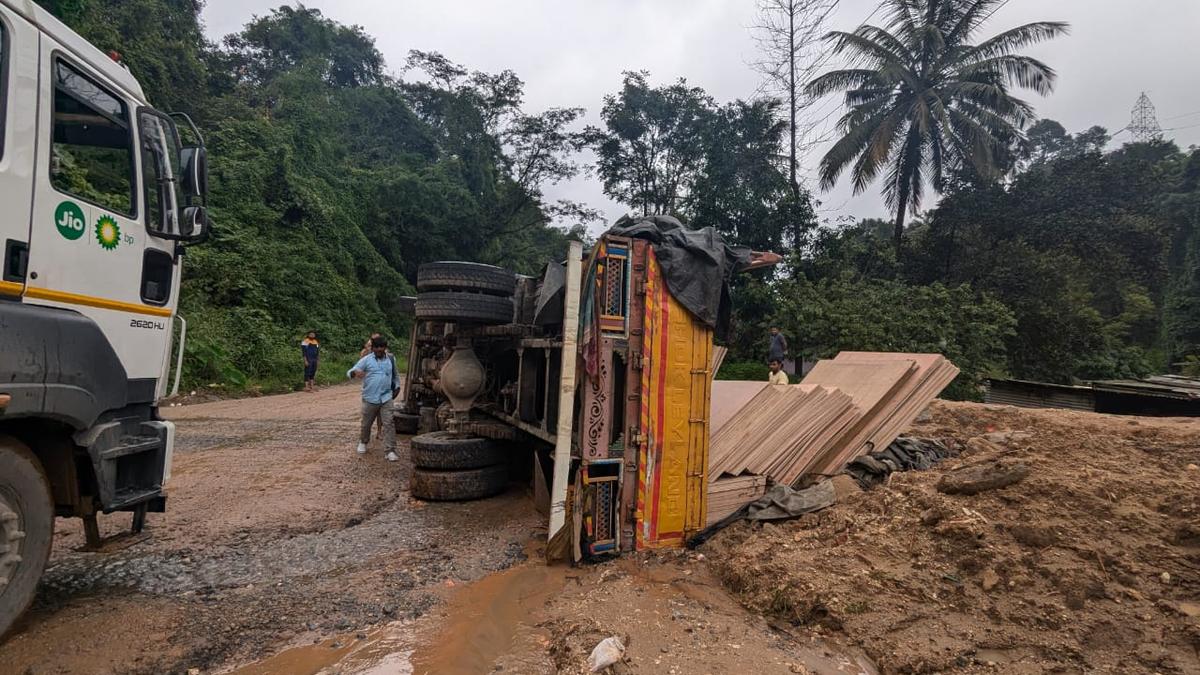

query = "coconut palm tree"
[{"left": 807, "top": 0, "right": 1068, "bottom": 253}]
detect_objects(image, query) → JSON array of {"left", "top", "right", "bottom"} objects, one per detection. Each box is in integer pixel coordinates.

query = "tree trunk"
[
  {"left": 788, "top": 1, "right": 798, "bottom": 196},
  {"left": 893, "top": 189, "right": 908, "bottom": 256}
]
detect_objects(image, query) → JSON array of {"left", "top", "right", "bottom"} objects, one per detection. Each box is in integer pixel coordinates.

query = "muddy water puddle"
[{"left": 229, "top": 548, "right": 566, "bottom": 675}]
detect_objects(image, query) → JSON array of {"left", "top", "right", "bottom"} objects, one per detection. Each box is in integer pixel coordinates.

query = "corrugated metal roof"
[
  {"left": 1092, "top": 376, "right": 1200, "bottom": 400},
  {"left": 984, "top": 379, "right": 1095, "bottom": 411}
]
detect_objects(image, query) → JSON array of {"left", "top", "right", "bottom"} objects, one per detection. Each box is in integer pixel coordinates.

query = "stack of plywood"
[
  {"left": 803, "top": 352, "right": 959, "bottom": 475},
  {"left": 705, "top": 474, "right": 768, "bottom": 526},
  {"left": 703, "top": 352, "right": 959, "bottom": 526},
  {"left": 706, "top": 384, "right": 861, "bottom": 523}
]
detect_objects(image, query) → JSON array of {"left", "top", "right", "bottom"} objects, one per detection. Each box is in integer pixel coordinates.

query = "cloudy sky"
[{"left": 201, "top": 0, "right": 1200, "bottom": 231}]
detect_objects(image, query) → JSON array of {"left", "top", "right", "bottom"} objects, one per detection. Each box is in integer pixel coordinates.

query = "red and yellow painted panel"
[{"left": 636, "top": 247, "right": 712, "bottom": 549}]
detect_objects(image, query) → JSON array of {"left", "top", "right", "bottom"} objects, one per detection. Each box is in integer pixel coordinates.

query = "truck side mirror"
[
  {"left": 181, "top": 206, "right": 210, "bottom": 241},
  {"left": 180, "top": 146, "right": 208, "bottom": 199}
]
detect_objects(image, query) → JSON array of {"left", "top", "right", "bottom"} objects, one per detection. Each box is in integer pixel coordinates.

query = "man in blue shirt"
[{"left": 348, "top": 336, "right": 400, "bottom": 462}]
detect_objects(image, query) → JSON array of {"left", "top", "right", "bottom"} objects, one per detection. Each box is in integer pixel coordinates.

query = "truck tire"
[
  {"left": 417, "top": 262, "right": 516, "bottom": 297},
  {"left": 394, "top": 412, "right": 420, "bottom": 435},
  {"left": 0, "top": 437, "right": 54, "bottom": 640},
  {"left": 415, "top": 291, "right": 514, "bottom": 324},
  {"left": 410, "top": 465, "right": 508, "bottom": 501},
  {"left": 411, "top": 432, "right": 505, "bottom": 470}
]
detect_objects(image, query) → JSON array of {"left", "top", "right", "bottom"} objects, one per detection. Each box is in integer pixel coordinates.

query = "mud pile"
[{"left": 706, "top": 401, "right": 1200, "bottom": 674}]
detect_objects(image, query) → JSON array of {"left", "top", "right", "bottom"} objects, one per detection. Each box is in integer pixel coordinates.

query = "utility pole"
[{"left": 1130, "top": 92, "right": 1163, "bottom": 143}]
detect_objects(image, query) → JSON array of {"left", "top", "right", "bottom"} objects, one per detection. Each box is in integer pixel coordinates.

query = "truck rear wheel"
[
  {"left": 411, "top": 432, "right": 505, "bottom": 470},
  {"left": 415, "top": 291, "right": 514, "bottom": 324},
  {"left": 410, "top": 465, "right": 508, "bottom": 501},
  {"left": 417, "top": 262, "right": 516, "bottom": 297},
  {"left": 0, "top": 437, "right": 54, "bottom": 640},
  {"left": 394, "top": 412, "right": 420, "bottom": 435}
]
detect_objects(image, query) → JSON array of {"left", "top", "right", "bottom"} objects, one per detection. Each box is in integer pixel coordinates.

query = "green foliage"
[
  {"left": 716, "top": 361, "right": 771, "bottom": 382},
  {"left": 771, "top": 276, "right": 1016, "bottom": 400},
  {"left": 907, "top": 130, "right": 1197, "bottom": 382}
]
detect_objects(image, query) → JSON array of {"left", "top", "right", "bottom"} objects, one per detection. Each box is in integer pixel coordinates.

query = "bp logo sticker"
[
  {"left": 95, "top": 215, "right": 121, "bottom": 251},
  {"left": 54, "top": 201, "right": 86, "bottom": 240}
]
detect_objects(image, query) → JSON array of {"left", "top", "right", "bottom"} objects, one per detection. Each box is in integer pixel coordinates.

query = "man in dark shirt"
[
  {"left": 768, "top": 326, "right": 788, "bottom": 365},
  {"left": 301, "top": 331, "right": 320, "bottom": 392}
]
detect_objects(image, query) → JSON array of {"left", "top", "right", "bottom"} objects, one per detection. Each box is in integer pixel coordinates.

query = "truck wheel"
[
  {"left": 417, "top": 262, "right": 516, "bottom": 297},
  {"left": 394, "top": 412, "right": 420, "bottom": 435},
  {"left": 415, "top": 291, "right": 514, "bottom": 325},
  {"left": 0, "top": 437, "right": 54, "bottom": 640},
  {"left": 410, "top": 465, "right": 508, "bottom": 501},
  {"left": 411, "top": 432, "right": 505, "bottom": 470}
]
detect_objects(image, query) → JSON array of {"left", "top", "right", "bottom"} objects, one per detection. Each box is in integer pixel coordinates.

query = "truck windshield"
[{"left": 138, "top": 110, "right": 180, "bottom": 237}]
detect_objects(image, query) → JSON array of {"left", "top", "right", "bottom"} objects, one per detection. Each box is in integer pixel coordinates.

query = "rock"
[
  {"left": 963, "top": 438, "right": 1006, "bottom": 457},
  {"left": 914, "top": 407, "right": 933, "bottom": 423},
  {"left": 356, "top": 632, "right": 367, "bottom": 640},
  {"left": 937, "top": 460, "right": 1030, "bottom": 495},
  {"left": 187, "top": 669, "right": 201, "bottom": 675},
  {"left": 980, "top": 568, "right": 1001, "bottom": 592},
  {"left": 1187, "top": 463, "right": 1199, "bottom": 472},
  {"left": 982, "top": 431, "right": 1033, "bottom": 445},
  {"left": 1171, "top": 601, "right": 1200, "bottom": 617},
  {"left": 1065, "top": 589, "right": 1086, "bottom": 610},
  {"left": 1160, "top": 572, "right": 1172, "bottom": 585},
  {"left": 920, "top": 508, "right": 944, "bottom": 526},
  {"left": 1010, "top": 524, "right": 1058, "bottom": 548}
]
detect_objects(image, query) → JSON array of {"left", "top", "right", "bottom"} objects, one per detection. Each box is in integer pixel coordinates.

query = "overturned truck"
[{"left": 396, "top": 217, "right": 777, "bottom": 558}]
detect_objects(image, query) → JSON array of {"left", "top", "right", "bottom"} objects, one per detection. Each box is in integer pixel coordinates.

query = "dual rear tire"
[
  {"left": 414, "top": 262, "right": 516, "bottom": 325},
  {"left": 408, "top": 431, "right": 508, "bottom": 501}
]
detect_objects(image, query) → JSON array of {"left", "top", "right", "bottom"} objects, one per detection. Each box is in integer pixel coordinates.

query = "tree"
[
  {"left": 751, "top": 0, "right": 841, "bottom": 194},
  {"left": 806, "top": 0, "right": 1068, "bottom": 253},
  {"left": 689, "top": 99, "right": 816, "bottom": 251},
  {"left": 224, "top": 6, "right": 384, "bottom": 88},
  {"left": 590, "top": 72, "right": 714, "bottom": 217}
]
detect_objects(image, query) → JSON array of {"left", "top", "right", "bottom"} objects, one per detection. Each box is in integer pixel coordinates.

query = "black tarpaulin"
[{"left": 607, "top": 215, "right": 752, "bottom": 339}]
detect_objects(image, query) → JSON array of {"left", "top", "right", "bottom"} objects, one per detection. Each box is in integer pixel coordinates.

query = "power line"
[{"left": 1161, "top": 109, "right": 1200, "bottom": 122}]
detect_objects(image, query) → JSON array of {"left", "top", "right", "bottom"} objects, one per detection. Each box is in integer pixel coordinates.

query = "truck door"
[
  {"left": 24, "top": 36, "right": 173, "bottom": 383},
  {"left": 0, "top": 6, "right": 38, "bottom": 298}
]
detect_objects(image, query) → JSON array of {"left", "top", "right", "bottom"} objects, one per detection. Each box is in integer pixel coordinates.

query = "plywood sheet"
[
  {"left": 710, "top": 380, "right": 769, "bottom": 435},
  {"left": 705, "top": 475, "right": 769, "bottom": 526},
  {"left": 809, "top": 352, "right": 959, "bottom": 474}
]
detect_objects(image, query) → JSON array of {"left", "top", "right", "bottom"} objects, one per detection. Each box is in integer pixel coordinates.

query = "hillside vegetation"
[{"left": 39, "top": 0, "right": 586, "bottom": 391}]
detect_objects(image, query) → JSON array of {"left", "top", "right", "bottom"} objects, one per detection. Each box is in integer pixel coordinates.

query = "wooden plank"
[
  {"left": 711, "top": 346, "right": 728, "bottom": 380},
  {"left": 710, "top": 380, "right": 769, "bottom": 435},
  {"left": 797, "top": 359, "right": 916, "bottom": 477}
]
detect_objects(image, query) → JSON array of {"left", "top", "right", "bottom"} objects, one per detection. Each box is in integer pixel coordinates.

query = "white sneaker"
[
  {"left": 356, "top": 442, "right": 368, "bottom": 454},
  {"left": 385, "top": 451, "right": 399, "bottom": 462}
]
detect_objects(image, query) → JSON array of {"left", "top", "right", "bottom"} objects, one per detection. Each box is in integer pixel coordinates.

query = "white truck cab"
[{"left": 0, "top": 0, "right": 208, "bottom": 638}]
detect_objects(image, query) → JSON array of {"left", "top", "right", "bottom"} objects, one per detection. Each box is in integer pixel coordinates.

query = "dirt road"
[
  {"left": 0, "top": 385, "right": 866, "bottom": 675},
  {"left": 0, "top": 385, "right": 539, "bottom": 674}
]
